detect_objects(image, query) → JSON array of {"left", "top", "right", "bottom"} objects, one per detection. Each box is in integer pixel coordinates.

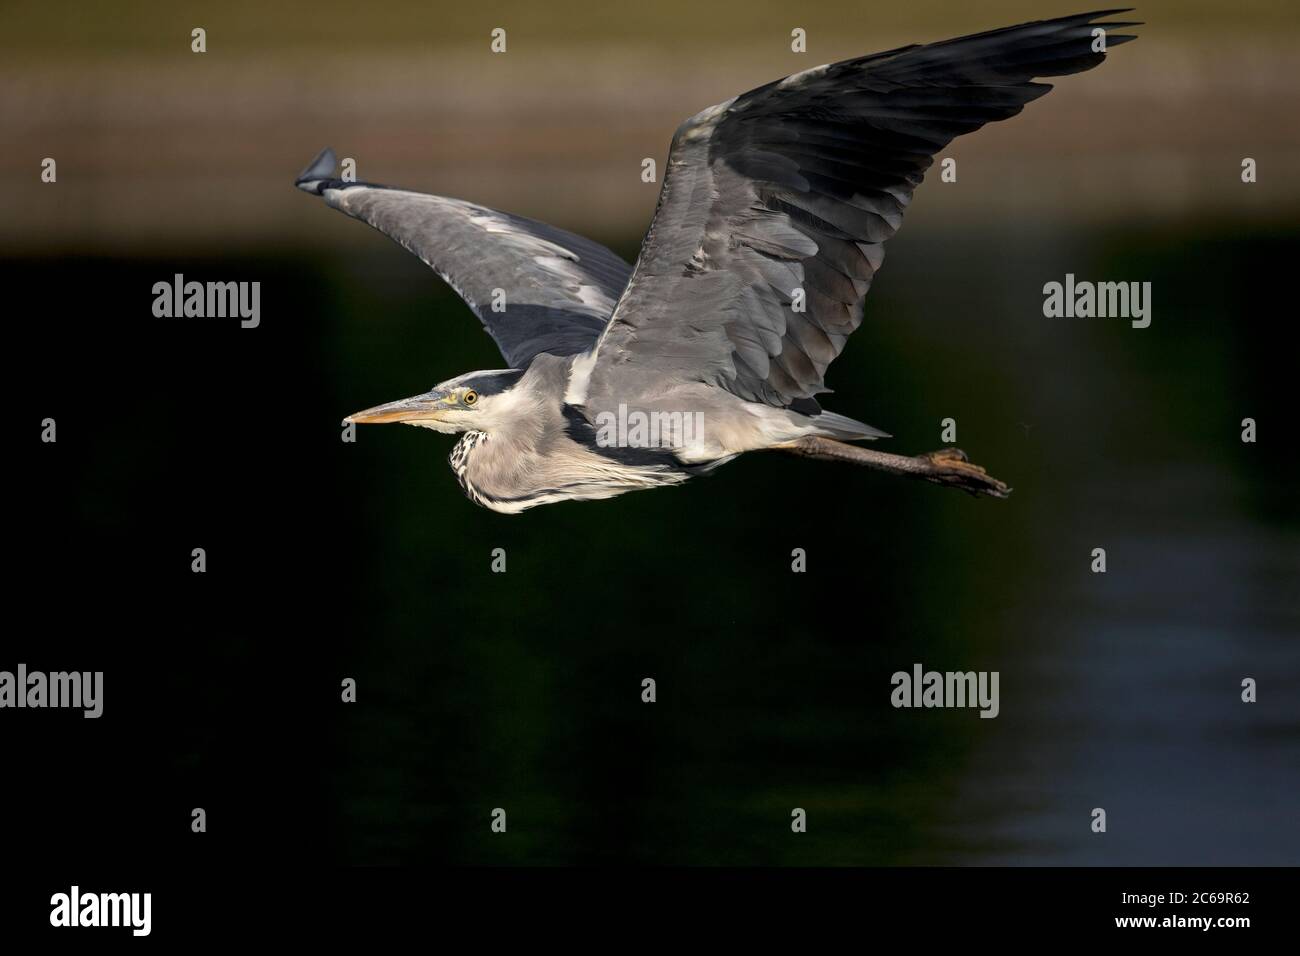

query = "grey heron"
[{"left": 297, "top": 10, "right": 1137, "bottom": 514}]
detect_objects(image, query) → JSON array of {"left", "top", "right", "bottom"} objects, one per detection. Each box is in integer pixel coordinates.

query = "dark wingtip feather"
[
  {"left": 1076, "top": 9, "right": 1143, "bottom": 45},
  {"left": 295, "top": 147, "right": 337, "bottom": 190}
]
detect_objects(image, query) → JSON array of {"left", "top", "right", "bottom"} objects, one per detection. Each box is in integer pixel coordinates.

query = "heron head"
[{"left": 345, "top": 369, "right": 524, "bottom": 434}]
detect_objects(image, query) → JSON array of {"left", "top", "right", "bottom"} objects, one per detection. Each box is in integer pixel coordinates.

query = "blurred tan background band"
[{"left": 3, "top": 0, "right": 1296, "bottom": 249}]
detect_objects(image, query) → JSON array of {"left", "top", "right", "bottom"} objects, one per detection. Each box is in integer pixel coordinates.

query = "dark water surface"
[{"left": 12, "top": 224, "right": 1298, "bottom": 864}]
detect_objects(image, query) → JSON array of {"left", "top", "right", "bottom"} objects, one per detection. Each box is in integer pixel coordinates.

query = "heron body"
[
  {"left": 441, "top": 357, "right": 697, "bottom": 513},
  {"left": 299, "top": 10, "right": 1138, "bottom": 513}
]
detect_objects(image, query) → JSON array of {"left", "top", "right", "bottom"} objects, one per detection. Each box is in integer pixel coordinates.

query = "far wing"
[{"left": 297, "top": 148, "right": 632, "bottom": 367}]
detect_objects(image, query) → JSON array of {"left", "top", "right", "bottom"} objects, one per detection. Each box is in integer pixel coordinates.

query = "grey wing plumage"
[
  {"left": 583, "top": 10, "right": 1138, "bottom": 411},
  {"left": 296, "top": 148, "right": 632, "bottom": 368}
]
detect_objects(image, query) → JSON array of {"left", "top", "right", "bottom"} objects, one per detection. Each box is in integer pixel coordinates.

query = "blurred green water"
[{"left": 16, "top": 223, "right": 1298, "bottom": 865}]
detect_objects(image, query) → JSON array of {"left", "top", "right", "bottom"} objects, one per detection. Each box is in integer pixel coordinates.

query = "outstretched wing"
[
  {"left": 296, "top": 148, "right": 633, "bottom": 368},
  {"left": 582, "top": 10, "right": 1138, "bottom": 411}
]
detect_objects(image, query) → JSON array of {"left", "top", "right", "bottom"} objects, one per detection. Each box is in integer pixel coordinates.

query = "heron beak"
[{"left": 345, "top": 390, "right": 451, "bottom": 424}]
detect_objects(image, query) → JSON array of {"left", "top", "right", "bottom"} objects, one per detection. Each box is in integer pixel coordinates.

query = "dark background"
[{"left": 4, "top": 0, "right": 1299, "bottom": 867}]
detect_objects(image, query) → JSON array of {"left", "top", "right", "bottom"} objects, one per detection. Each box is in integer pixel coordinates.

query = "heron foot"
[{"left": 918, "top": 447, "right": 1012, "bottom": 499}]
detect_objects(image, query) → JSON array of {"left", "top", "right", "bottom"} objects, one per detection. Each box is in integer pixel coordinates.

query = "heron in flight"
[{"left": 298, "top": 10, "right": 1136, "bottom": 514}]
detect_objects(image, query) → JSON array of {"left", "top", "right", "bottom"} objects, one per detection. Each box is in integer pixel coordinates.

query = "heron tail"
[{"left": 809, "top": 409, "right": 890, "bottom": 441}]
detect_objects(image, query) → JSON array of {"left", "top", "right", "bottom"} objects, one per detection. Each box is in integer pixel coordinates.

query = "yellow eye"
[{"left": 463, "top": 389, "right": 478, "bottom": 406}]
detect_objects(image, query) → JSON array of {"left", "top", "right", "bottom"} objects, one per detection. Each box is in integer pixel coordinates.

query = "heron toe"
[{"left": 921, "top": 449, "right": 1012, "bottom": 499}]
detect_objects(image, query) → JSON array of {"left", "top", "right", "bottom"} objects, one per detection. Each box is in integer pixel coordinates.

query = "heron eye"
[{"left": 463, "top": 389, "right": 478, "bottom": 406}]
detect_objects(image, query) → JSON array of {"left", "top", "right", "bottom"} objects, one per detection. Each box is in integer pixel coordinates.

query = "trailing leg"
[{"left": 781, "top": 437, "right": 1011, "bottom": 499}]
